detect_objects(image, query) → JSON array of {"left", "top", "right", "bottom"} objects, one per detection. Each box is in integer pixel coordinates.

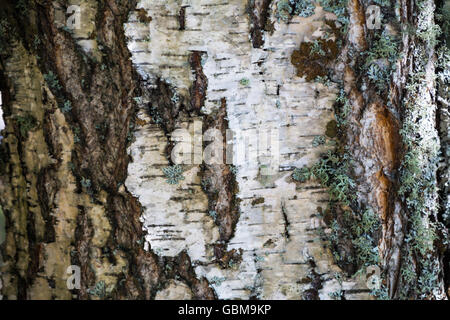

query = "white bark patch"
[
  {"left": 125, "top": 111, "right": 218, "bottom": 261},
  {"left": 125, "top": 0, "right": 369, "bottom": 299}
]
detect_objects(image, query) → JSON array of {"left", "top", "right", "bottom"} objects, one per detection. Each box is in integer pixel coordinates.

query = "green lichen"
[
  {"left": 239, "top": 78, "right": 250, "bottom": 86},
  {"left": 309, "top": 151, "right": 355, "bottom": 205},
  {"left": 44, "top": 71, "right": 62, "bottom": 91},
  {"left": 328, "top": 289, "right": 343, "bottom": 300},
  {"left": 208, "top": 210, "right": 217, "bottom": 221},
  {"left": 321, "top": 207, "right": 381, "bottom": 273},
  {"left": 210, "top": 276, "right": 226, "bottom": 286},
  {"left": 312, "top": 135, "right": 326, "bottom": 147},
  {"left": 334, "top": 88, "right": 350, "bottom": 127},
  {"left": 163, "top": 165, "right": 185, "bottom": 185},
  {"left": 294, "top": 151, "right": 382, "bottom": 274},
  {"left": 293, "top": 83, "right": 382, "bottom": 280},
  {"left": 81, "top": 177, "right": 92, "bottom": 189},
  {"left": 15, "top": 114, "right": 37, "bottom": 138},
  {"left": 370, "top": 284, "right": 389, "bottom": 300},
  {"left": 292, "top": 167, "right": 310, "bottom": 183},
  {"left": 201, "top": 177, "right": 211, "bottom": 191},
  {"left": 72, "top": 126, "right": 81, "bottom": 143},
  {"left": 33, "top": 35, "right": 41, "bottom": 50},
  {"left": 314, "top": 75, "right": 332, "bottom": 86},
  {"left": 88, "top": 280, "right": 106, "bottom": 298},
  {"left": 292, "top": 0, "right": 316, "bottom": 17},
  {"left": 276, "top": 0, "right": 294, "bottom": 22},
  {"left": 362, "top": 30, "right": 399, "bottom": 93},
  {"left": 276, "top": 0, "right": 316, "bottom": 22},
  {"left": 310, "top": 40, "right": 326, "bottom": 56},
  {"left": 133, "top": 96, "right": 143, "bottom": 105},
  {"left": 171, "top": 92, "right": 180, "bottom": 104},
  {"left": 373, "top": 0, "right": 391, "bottom": 6},
  {"left": 317, "top": 0, "right": 349, "bottom": 32},
  {"left": 61, "top": 100, "right": 72, "bottom": 113},
  {"left": 416, "top": 0, "right": 442, "bottom": 47}
]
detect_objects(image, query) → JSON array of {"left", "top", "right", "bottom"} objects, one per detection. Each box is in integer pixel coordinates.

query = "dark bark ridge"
[
  {"left": 247, "top": 0, "right": 274, "bottom": 48},
  {"left": 201, "top": 98, "right": 242, "bottom": 268}
]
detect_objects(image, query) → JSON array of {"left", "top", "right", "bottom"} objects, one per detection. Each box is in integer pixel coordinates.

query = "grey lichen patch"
[
  {"left": 362, "top": 31, "right": 399, "bottom": 94},
  {"left": 275, "top": 0, "right": 316, "bottom": 22},
  {"left": 43, "top": 71, "right": 62, "bottom": 91},
  {"left": 88, "top": 281, "right": 106, "bottom": 298},
  {"left": 163, "top": 165, "right": 185, "bottom": 185}
]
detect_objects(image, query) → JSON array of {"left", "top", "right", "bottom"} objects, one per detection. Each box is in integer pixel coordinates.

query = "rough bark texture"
[
  {"left": 0, "top": 0, "right": 448, "bottom": 300},
  {"left": 0, "top": 0, "right": 214, "bottom": 300}
]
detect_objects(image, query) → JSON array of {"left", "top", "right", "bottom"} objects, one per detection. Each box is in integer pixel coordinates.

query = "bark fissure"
[{"left": 248, "top": 0, "right": 274, "bottom": 48}]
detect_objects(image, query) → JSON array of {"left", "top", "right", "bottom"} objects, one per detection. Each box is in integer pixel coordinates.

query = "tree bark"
[{"left": 0, "top": 0, "right": 448, "bottom": 300}]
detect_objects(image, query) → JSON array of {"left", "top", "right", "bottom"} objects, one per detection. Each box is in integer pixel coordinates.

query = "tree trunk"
[{"left": 0, "top": 0, "right": 448, "bottom": 300}]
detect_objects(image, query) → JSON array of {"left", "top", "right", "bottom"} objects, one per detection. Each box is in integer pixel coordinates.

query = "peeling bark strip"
[
  {"left": 248, "top": 0, "right": 273, "bottom": 48},
  {"left": 148, "top": 78, "right": 183, "bottom": 134},
  {"left": 301, "top": 259, "right": 323, "bottom": 300},
  {"left": 281, "top": 201, "right": 290, "bottom": 240},
  {"left": 202, "top": 98, "right": 240, "bottom": 243},
  {"left": 163, "top": 251, "right": 216, "bottom": 299},
  {"left": 189, "top": 51, "right": 208, "bottom": 113},
  {"left": 179, "top": 6, "right": 186, "bottom": 31}
]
